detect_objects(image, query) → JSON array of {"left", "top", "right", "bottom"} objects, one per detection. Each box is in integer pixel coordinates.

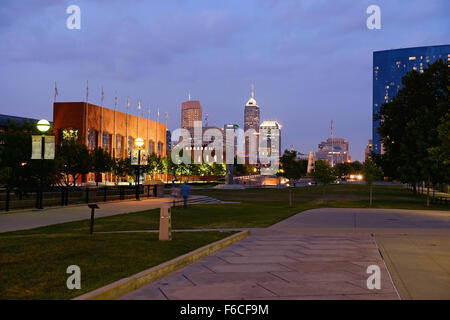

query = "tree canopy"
[{"left": 377, "top": 59, "right": 449, "bottom": 189}]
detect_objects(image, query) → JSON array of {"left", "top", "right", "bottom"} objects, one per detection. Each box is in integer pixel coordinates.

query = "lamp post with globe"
[
  {"left": 135, "top": 137, "right": 144, "bottom": 200},
  {"left": 36, "top": 119, "right": 51, "bottom": 209}
]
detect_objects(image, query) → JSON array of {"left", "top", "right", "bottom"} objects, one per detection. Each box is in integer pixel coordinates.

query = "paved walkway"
[
  {"left": 0, "top": 196, "right": 214, "bottom": 233},
  {"left": 120, "top": 207, "right": 450, "bottom": 300},
  {"left": 120, "top": 232, "right": 399, "bottom": 300}
]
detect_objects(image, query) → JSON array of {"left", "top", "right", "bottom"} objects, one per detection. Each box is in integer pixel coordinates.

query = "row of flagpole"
[
  {"left": 54, "top": 81, "right": 169, "bottom": 156},
  {"left": 54, "top": 81, "right": 167, "bottom": 122}
]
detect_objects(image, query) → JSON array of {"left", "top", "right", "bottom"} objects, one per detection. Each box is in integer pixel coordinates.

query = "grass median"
[{"left": 0, "top": 231, "right": 235, "bottom": 300}]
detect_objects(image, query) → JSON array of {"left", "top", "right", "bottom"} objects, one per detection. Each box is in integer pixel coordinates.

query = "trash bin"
[
  {"left": 86, "top": 186, "right": 98, "bottom": 203},
  {"left": 146, "top": 180, "right": 165, "bottom": 198}
]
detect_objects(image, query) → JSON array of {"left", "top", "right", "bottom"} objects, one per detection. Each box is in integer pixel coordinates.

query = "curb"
[{"left": 73, "top": 230, "right": 250, "bottom": 300}]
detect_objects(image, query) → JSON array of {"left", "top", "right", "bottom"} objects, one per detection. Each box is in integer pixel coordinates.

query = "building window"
[
  {"left": 157, "top": 142, "right": 163, "bottom": 155},
  {"left": 128, "top": 136, "right": 133, "bottom": 151},
  {"left": 62, "top": 129, "right": 78, "bottom": 141},
  {"left": 116, "top": 134, "right": 123, "bottom": 158},
  {"left": 102, "top": 132, "right": 111, "bottom": 153},
  {"left": 88, "top": 129, "right": 98, "bottom": 149},
  {"left": 148, "top": 140, "right": 155, "bottom": 154}
]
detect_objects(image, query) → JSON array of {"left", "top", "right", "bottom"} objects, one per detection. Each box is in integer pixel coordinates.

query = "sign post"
[
  {"left": 32, "top": 120, "right": 55, "bottom": 209},
  {"left": 159, "top": 205, "right": 172, "bottom": 241}
]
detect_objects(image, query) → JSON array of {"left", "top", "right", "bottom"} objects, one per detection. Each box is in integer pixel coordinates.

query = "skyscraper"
[
  {"left": 244, "top": 84, "right": 260, "bottom": 133},
  {"left": 244, "top": 84, "right": 260, "bottom": 164},
  {"left": 181, "top": 100, "right": 202, "bottom": 130},
  {"left": 373, "top": 44, "right": 450, "bottom": 154},
  {"left": 259, "top": 120, "right": 282, "bottom": 158}
]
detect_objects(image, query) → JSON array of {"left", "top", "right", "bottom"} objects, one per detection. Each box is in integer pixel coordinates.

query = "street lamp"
[
  {"left": 135, "top": 137, "right": 144, "bottom": 200},
  {"left": 37, "top": 119, "right": 51, "bottom": 133},
  {"left": 36, "top": 119, "right": 51, "bottom": 209}
]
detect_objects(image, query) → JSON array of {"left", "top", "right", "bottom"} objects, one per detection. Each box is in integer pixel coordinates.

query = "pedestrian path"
[
  {"left": 120, "top": 233, "right": 399, "bottom": 300},
  {"left": 0, "top": 195, "right": 216, "bottom": 233},
  {"left": 120, "top": 207, "right": 450, "bottom": 300}
]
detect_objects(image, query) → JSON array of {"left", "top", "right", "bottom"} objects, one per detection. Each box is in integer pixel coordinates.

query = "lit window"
[{"left": 409, "top": 56, "right": 416, "bottom": 60}]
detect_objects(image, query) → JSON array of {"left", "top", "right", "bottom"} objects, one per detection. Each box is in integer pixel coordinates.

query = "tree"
[
  {"left": 112, "top": 157, "right": 132, "bottom": 183},
  {"left": 163, "top": 155, "right": 177, "bottom": 183},
  {"left": 377, "top": 59, "right": 449, "bottom": 203},
  {"left": 210, "top": 162, "right": 226, "bottom": 176},
  {"left": 57, "top": 137, "right": 91, "bottom": 186},
  {"left": 0, "top": 120, "right": 59, "bottom": 189},
  {"left": 335, "top": 162, "right": 352, "bottom": 179},
  {"left": 362, "top": 159, "right": 383, "bottom": 207},
  {"left": 349, "top": 161, "right": 363, "bottom": 174},
  {"left": 91, "top": 147, "right": 114, "bottom": 186},
  {"left": 310, "top": 160, "right": 336, "bottom": 197},
  {"left": 278, "top": 150, "right": 305, "bottom": 207},
  {"left": 428, "top": 111, "right": 450, "bottom": 197}
]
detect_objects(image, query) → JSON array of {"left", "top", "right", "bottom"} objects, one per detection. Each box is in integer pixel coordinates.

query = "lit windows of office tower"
[
  {"left": 244, "top": 84, "right": 261, "bottom": 163},
  {"left": 244, "top": 84, "right": 260, "bottom": 133},
  {"left": 373, "top": 45, "right": 450, "bottom": 154},
  {"left": 181, "top": 99, "right": 202, "bottom": 130}
]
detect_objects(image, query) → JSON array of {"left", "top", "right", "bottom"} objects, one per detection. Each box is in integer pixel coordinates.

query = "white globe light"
[
  {"left": 135, "top": 137, "right": 144, "bottom": 148},
  {"left": 37, "top": 119, "right": 51, "bottom": 133}
]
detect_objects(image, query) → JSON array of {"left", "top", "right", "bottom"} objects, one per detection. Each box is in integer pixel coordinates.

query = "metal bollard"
[{"left": 159, "top": 205, "right": 172, "bottom": 241}]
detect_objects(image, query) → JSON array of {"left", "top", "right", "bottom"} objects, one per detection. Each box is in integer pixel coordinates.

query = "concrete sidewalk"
[
  {"left": 120, "top": 207, "right": 450, "bottom": 300},
  {"left": 0, "top": 196, "right": 210, "bottom": 233},
  {"left": 120, "top": 232, "right": 399, "bottom": 300}
]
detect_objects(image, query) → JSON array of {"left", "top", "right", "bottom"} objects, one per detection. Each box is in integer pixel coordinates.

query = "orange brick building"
[{"left": 53, "top": 102, "right": 166, "bottom": 183}]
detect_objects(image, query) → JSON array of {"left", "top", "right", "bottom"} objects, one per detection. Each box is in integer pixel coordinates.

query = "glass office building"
[{"left": 373, "top": 45, "right": 450, "bottom": 154}]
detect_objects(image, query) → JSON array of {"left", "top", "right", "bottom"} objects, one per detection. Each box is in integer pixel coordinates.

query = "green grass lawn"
[
  {"left": 0, "top": 231, "right": 235, "bottom": 300},
  {"left": 4, "top": 185, "right": 447, "bottom": 238}
]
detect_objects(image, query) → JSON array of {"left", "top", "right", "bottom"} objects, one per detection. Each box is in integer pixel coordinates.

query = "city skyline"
[{"left": 1, "top": 0, "right": 449, "bottom": 161}]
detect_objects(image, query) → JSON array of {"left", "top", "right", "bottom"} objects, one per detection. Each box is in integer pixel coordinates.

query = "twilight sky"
[{"left": 0, "top": 0, "right": 449, "bottom": 161}]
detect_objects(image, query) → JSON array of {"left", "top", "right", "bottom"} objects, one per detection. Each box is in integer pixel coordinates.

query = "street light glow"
[
  {"left": 135, "top": 137, "right": 144, "bottom": 148},
  {"left": 36, "top": 119, "right": 50, "bottom": 133}
]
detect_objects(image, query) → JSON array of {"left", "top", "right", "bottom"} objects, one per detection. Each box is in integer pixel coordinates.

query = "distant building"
[
  {"left": 244, "top": 85, "right": 260, "bottom": 133},
  {"left": 166, "top": 129, "right": 172, "bottom": 154},
  {"left": 373, "top": 45, "right": 450, "bottom": 154},
  {"left": 315, "top": 137, "right": 350, "bottom": 165},
  {"left": 53, "top": 102, "right": 166, "bottom": 183},
  {"left": 244, "top": 85, "right": 260, "bottom": 164},
  {"left": 181, "top": 100, "right": 202, "bottom": 130},
  {"left": 0, "top": 114, "right": 40, "bottom": 132},
  {"left": 364, "top": 139, "right": 373, "bottom": 160},
  {"left": 307, "top": 151, "right": 315, "bottom": 174},
  {"left": 259, "top": 120, "right": 281, "bottom": 158}
]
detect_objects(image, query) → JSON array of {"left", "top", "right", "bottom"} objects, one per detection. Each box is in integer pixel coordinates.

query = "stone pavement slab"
[
  {"left": 120, "top": 233, "right": 398, "bottom": 300},
  {"left": 118, "top": 207, "right": 449, "bottom": 300}
]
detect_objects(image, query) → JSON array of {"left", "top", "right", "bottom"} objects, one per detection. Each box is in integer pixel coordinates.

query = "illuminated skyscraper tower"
[{"left": 244, "top": 84, "right": 260, "bottom": 133}]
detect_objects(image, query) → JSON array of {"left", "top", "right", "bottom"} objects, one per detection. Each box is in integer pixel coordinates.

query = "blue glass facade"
[{"left": 372, "top": 45, "right": 450, "bottom": 154}]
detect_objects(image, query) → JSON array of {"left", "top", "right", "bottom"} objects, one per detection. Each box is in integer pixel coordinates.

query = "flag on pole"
[
  {"left": 54, "top": 81, "right": 58, "bottom": 102},
  {"left": 86, "top": 80, "right": 89, "bottom": 102},
  {"left": 157, "top": 108, "right": 160, "bottom": 121},
  {"left": 127, "top": 97, "right": 130, "bottom": 113},
  {"left": 101, "top": 86, "right": 104, "bottom": 106},
  {"left": 114, "top": 91, "right": 118, "bottom": 110}
]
